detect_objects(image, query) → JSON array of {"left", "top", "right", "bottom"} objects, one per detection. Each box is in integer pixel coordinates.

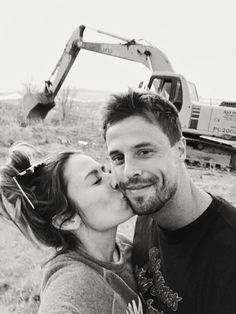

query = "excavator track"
[
  {"left": 185, "top": 151, "right": 230, "bottom": 172},
  {"left": 184, "top": 136, "right": 236, "bottom": 172}
]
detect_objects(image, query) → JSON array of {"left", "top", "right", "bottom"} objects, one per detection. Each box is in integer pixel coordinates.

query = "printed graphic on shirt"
[
  {"left": 135, "top": 247, "right": 182, "bottom": 313},
  {"left": 127, "top": 297, "right": 143, "bottom": 314}
]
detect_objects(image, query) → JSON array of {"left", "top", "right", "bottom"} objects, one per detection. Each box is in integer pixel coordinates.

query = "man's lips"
[{"left": 125, "top": 183, "right": 154, "bottom": 194}]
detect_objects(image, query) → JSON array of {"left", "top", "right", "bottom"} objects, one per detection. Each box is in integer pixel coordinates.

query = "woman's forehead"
[{"left": 65, "top": 154, "right": 100, "bottom": 182}]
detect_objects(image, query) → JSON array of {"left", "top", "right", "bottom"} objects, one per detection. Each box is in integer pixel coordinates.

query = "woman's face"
[{"left": 64, "top": 154, "right": 134, "bottom": 231}]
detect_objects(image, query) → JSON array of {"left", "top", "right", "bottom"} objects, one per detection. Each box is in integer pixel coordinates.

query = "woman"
[{"left": 0, "top": 143, "right": 143, "bottom": 314}]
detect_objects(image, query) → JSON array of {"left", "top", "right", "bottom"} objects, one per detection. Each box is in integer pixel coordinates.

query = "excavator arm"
[{"left": 26, "top": 24, "right": 173, "bottom": 120}]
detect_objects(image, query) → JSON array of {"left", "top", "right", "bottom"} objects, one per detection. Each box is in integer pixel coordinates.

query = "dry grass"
[{"left": 0, "top": 90, "right": 236, "bottom": 313}]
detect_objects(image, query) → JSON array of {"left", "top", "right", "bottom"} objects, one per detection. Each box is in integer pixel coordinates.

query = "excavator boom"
[
  {"left": 77, "top": 41, "right": 173, "bottom": 72},
  {"left": 26, "top": 25, "right": 173, "bottom": 120}
]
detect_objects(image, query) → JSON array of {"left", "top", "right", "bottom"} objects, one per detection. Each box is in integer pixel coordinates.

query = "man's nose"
[{"left": 124, "top": 160, "right": 142, "bottom": 179}]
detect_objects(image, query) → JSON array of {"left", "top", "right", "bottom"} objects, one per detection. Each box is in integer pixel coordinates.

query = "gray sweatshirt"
[{"left": 38, "top": 234, "right": 143, "bottom": 314}]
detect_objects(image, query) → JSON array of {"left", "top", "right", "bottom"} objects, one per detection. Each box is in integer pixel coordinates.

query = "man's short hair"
[{"left": 102, "top": 89, "right": 182, "bottom": 146}]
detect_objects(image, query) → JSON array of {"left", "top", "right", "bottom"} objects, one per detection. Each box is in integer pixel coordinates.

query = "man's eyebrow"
[
  {"left": 108, "top": 150, "right": 120, "bottom": 157},
  {"left": 133, "top": 142, "right": 153, "bottom": 149},
  {"left": 84, "top": 169, "right": 99, "bottom": 181},
  {"left": 109, "top": 142, "right": 153, "bottom": 156}
]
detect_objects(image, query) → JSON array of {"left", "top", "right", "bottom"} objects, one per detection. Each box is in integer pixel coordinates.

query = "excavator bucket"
[{"left": 23, "top": 92, "right": 55, "bottom": 121}]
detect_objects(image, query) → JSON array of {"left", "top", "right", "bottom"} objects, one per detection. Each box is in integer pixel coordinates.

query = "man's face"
[{"left": 106, "top": 116, "right": 186, "bottom": 215}]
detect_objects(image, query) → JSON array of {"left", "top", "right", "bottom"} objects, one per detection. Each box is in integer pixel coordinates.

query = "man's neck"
[{"left": 153, "top": 178, "right": 212, "bottom": 231}]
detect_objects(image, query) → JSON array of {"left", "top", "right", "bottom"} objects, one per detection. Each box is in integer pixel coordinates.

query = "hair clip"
[
  {"left": 16, "top": 162, "right": 45, "bottom": 177},
  {"left": 13, "top": 162, "right": 45, "bottom": 210}
]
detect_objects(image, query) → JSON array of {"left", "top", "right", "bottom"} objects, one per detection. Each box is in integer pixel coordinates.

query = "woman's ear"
[{"left": 52, "top": 214, "right": 81, "bottom": 231}]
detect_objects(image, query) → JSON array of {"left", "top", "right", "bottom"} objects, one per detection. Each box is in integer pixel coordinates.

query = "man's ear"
[
  {"left": 52, "top": 214, "right": 81, "bottom": 231},
  {"left": 177, "top": 136, "right": 187, "bottom": 161}
]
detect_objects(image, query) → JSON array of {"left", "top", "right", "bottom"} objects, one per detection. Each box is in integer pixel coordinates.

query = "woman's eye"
[{"left": 93, "top": 177, "right": 102, "bottom": 185}]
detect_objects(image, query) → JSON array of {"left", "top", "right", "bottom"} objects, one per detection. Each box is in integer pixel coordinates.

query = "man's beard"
[{"left": 119, "top": 174, "right": 177, "bottom": 215}]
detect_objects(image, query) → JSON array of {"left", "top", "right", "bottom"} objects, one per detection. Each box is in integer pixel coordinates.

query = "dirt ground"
[{"left": 189, "top": 167, "right": 236, "bottom": 205}]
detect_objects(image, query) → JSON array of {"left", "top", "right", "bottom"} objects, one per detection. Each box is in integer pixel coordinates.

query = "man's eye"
[
  {"left": 111, "top": 155, "right": 124, "bottom": 165},
  {"left": 137, "top": 150, "right": 153, "bottom": 157}
]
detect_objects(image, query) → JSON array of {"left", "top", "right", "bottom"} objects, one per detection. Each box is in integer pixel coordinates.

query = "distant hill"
[
  {"left": 0, "top": 91, "right": 21, "bottom": 101},
  {"left": 0, "top": 88, "right": 115, "bottom": 103}
]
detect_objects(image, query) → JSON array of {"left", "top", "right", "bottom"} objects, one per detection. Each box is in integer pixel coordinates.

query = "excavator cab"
[{"left": 148, "top": 75, "right": 183, "bottom": 111}]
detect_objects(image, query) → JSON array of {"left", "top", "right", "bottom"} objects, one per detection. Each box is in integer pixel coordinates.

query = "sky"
[{"left": 0, "top": 0, "right": 236, "bottom": 100}]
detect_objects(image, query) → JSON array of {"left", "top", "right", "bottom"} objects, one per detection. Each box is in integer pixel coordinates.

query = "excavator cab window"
[
  {"left": 148, "top": 76, "right": 183, "bottom": 112},
  {"left": 160, "top": 81, "right": 172, "bottom": 100},
  {"left": 172, "top": 80, "right": 183, "bottom": 111},
  {"left": 187, "top": 81, "right": 199, "bottom": 102}
]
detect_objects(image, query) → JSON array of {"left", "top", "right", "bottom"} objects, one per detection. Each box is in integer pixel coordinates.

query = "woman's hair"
[{"left": 0, "top": 143, "right": 81, "bottom": 254}]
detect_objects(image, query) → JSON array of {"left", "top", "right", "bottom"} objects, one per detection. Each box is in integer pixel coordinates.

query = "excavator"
[{"left": 24, "top": 24, "right": 236, "bottom": 170}]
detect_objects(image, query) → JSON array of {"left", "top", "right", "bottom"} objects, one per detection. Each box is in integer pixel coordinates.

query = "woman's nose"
[{"left": 107, "top": 173, "right": 119, "bottom": 190}]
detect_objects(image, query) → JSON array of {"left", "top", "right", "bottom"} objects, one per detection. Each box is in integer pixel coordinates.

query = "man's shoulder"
[{"left": 213, "top": 195, "right": 236, "bottom": 232}]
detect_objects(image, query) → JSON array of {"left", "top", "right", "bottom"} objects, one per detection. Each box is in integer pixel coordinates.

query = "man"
[{"left": 101, "top": 89, "right": 236, "bottom": 314}]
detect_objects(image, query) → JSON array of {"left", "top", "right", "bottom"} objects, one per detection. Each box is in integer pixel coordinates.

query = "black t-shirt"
[{"left": 132, "top": 195, "right": 236, "bottom": 314}]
